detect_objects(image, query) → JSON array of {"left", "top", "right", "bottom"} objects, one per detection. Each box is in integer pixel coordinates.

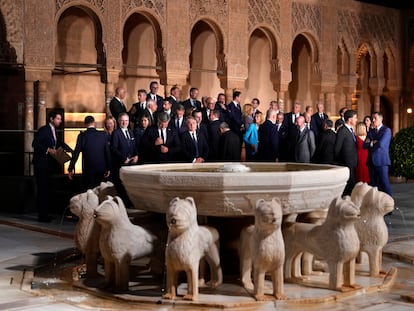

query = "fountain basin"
[{"left": 120, "top": 162, "right": 349, "bottom": 217}]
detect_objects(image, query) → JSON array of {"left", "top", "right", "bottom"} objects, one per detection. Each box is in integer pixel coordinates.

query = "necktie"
[
  {"left": 125, "top": 130, "right": 130, "bottom": 140},
  {"left": 350, "top": 128, "right": 356, "bottom": 142},
  {"left": 192, "top": 133, "right": 199, "bottom": 158},
  {"left": 160, "top": 129, "right": 165, "bottom": 144},
  {"left": 320, "top": 113, "right": 324, "bottom": 119},
  {"left": 176, "top": 119, "right": 179, "bottom": 129},
  {"left": 51, "top": 126, "right": 57, "bottom": 147},
  {"left": 141, "top": 103, "right": 145, "bottom": 110}
]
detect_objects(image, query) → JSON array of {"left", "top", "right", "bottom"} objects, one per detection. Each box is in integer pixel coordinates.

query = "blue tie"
[{"left": 350, "top": 128, "right": 356, "bottom": 142}]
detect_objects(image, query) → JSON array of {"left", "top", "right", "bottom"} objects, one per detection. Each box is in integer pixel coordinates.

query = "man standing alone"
[
  {"left": 334, "top": 109, "right": 358, "bottom": 196},
  {"left": 363, "top": 112, "right": 392, "bottom": 196}
]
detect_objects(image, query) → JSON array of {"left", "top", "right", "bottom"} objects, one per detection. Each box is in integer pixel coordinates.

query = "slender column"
[
  {"left": 277, "top": 91, "right": 286, "bottom": 112},
  {"left": 373, "top": 95, "right": 381, "bottom": 112},
  {"left": 37, "top": 81, "right": 47, "bottom": 127},
  {"left": 24, "top": 81, "right": 34, "bottom": 176},
  {"left": 106, "top": 82, "right": 114, "bottom": 116}
]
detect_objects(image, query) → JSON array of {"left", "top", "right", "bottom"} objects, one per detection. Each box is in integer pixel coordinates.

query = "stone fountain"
[{"left": 120, "top": 162, "right": 349, "bottom": 216}]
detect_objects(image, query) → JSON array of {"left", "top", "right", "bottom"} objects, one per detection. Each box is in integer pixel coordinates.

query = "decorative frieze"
[
  {"left": 248, "top": 0, "right": 280, "bottom": 33},
  {"left": 292, "top": 2, "right": 321, "bottom": 40},
  {"left": 56, "top": 0, "right": 106, "bottom": 14},
  {"left": 189, "top": 0, "right": 227, "bottom": 27},
  {"left": 122, "top": 0, "right": 165, "bottom": 23}
]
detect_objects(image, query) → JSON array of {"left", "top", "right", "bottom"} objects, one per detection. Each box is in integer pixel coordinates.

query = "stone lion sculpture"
[
  {"left": 69, "top": 189, "right": 101, "bottom": 278},
  {"left": 163, "top": 197, "right": 222, "bottom": 301},
  {"left": 283, "top": 197, "right": 361, "bottom": 291},
  {"left": 239, "top": 198, "right": 286, "bottom": 301},
  {"left": 94, "top": 195, "right": 160, "bottom": 291},
  {"left": 350, "top": 181, "right": 372, "bottom": 208},
  {"left": 355, "top": 186, "right": 394, "bottom": 276},
  {"left": 92, "top": 181, "right": 117, "bottom": 203}
]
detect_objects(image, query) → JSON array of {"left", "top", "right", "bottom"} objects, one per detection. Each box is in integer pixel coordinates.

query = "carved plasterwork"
[
  {"left": 292, "top": 2, "right": 321, "bottom": 40},
  {"left": 122, "top": 0, "right": 165, "bottom": 24},
  {"left": 337, "top": 9, "right": 397, "bottom": 50},
  {"left": 248, "top": 0, "right": 280, "bottom": 33},
  {"left": 189, "top": 0, "right": 227, "bottom": 28},
  {"left": 0, "top": 0, "right": 23, "bottom": 63},
  {"left": 56, "top": 0, "right": 106, "bottom": 14}
]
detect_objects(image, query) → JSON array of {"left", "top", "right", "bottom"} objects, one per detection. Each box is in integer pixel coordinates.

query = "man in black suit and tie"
[
  {"left": 182, "top": 87, "right": 202, "bottom": 111},
  {"left": 32, "top": 110, "right": 73, "bottom": 222},
  {"left": 169, "top": 104, "right": 187, "bottom": 136},
  {"left": 128, "top": 89, "right": 147, "bottom": 129},
  {"left": 311, "top": 102, "right": 329, "bottom": 139},
  {"left": 283, "top": 102, "right": 302, "bottom": 161},
  {"left": 68, "top": 115, "right": 111, "bottom": 190},
  {"left": 314, "top": 119, "right": 336, "bottom": 165},
  {"left": 110, "top": 112, "right": 138, "bottom": 207},
  {"left": 141, "top": 112, "right": 181, "bottom": 163},
  {"left": 257, "top": 109, "right": 279, "bottom": 162},
  {"left": 335, "top": 109, "right": 358, "bottom": 196},
  {"left": 143, "top": 99, "right": 158, "bottom": 126},
  {"left": 109, "top": 86, "right": 127, "bottom": 124},
  {"left": 147, "top": 81, "right": 164, "bottom": 112},
  {"left": 181, "top": 117, "right": 209, "bottom": 163}
]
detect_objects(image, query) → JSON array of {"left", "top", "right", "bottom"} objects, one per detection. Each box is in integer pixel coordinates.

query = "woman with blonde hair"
[
  {"left": 355, "top": 121, "right": 370, "bottom": 183},
  {"left": 243, "top": 111, "right": 265, "bottom": 161},
  {"left": 104, "top": 116, "right": 117, "bottom": 140},
  {"left": 242, "top": 103, "right": 254, "bottom": 131}
]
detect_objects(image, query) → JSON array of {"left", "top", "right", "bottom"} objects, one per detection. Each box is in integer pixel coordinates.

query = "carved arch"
[
  {"left": 356, "top": 43, "right": 377, "bottom": 78},
  {"left": 55, "top": 4, "right": 106, "bottom": 81},
  {"left": 0, "top": 9, "right": 17, "bottom": 64}
]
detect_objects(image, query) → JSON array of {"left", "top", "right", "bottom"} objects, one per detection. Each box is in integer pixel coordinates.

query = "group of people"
[{"left": 31, "top": 81, "right": 393, "bottom": 221}]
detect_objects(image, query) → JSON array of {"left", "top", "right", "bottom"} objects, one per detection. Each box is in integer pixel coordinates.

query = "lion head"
[
  {"left": 254, "top": 198, "right": 283, "bottom": 230},
  {"left": 167, "top": 197, "right": 197, "bottom": 234},
  {"left": 94, "top": 195, "right": 127, "bottom": 226},
  {"left": 69, "top": 189, "right": 99, "bottom": 218},
  {"left": 327, "top": 197, "right": 360, "bottom": 225},
  {"left": 360, "top": 187, "right": 394, "bottom": 216},
  {"left": 350, "top": 182, "right": 371, "bottom": 208}
]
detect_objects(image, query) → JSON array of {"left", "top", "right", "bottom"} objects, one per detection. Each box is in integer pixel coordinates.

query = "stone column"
[
  {"left": 373, "top": 95, "right": 381, "bottom": 112},
  {"left": 37, "top": 81, "right": 47, "bottom": 127},
  {"left": 24, "top": 81, "right": 34, "bottom": 176},
  {"left": 277, "top": 91, "right": 286, "bottom": 112}
]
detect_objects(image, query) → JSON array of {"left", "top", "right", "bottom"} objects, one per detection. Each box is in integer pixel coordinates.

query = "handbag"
[{"left": 50, "top": 147, "right": 72, "bottom": 165}]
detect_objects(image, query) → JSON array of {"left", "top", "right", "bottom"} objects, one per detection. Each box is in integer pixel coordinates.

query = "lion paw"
[
  {"left": 163, "top": 293, "right": 176, "bottom": 300},
  {"left": 255, "top": 294, "right": 273, "bottom": 301},
  {"left": 183, "top": 294, "right": 197, "bottom": 301}
]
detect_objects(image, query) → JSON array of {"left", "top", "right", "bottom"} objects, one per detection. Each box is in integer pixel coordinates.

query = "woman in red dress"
[{"left": 355, "top": 121, "right": 370, "bottom": 183}]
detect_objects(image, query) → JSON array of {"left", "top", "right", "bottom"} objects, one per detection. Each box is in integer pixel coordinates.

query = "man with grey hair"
[
  {"left": 218, "top": 122, "right": 240, "bottom": 161},
  {"left": 144, "top": 98, "right": 158, "bottom": 126},
  {"left": 294, "top": 115, "right": 316, "bottom": 163}
]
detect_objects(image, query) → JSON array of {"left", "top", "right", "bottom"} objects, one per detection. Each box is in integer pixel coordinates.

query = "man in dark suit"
[
  {"left": 128, "top": 89, "right": 147, "bottom": 129},
  {"left": 363, "top": 112, "right": 392, "bottom": 196},
  {"left": 110, "top": 112, "right": 138, "bottom": 207},
  {"left": 311, "top": 102, "right": 329, "bottom": 140},
  {"left": 276, "top": 112, "right": 289, "bottom": 162},
  {"left": 181, "top": 117, "right": 209, "bottom": 163},
  {"left": 166, "top": 85, "right": 181, "bottom": 111},
  {"left": 169, "top": 104, "right": 187, "bottom": 136},
  {"left": 182, "top": 87, "right": 202, "bottom": 111},
  {"left": 313, "top": 119, "right": 336, "bottom": 164},
  {"left": 334, "top": 109, "right": 358, "bottom": 196},
  {"left": 226, "top": 90, "right": 243, "bottom": 138},
  {"left": 283, "top": 102, "right": 302, "bottom": 161},
  {"left": 257, "top": 109, "right": 279, "bottom": 162},
  {"left": 109, "top": 86, "right": 127, "bottom": 124},
  {"left": 68, "top": 116, "right": 111, "bottom": 190},
  {"left": 207, "top": 109, "right": 221, "bottom": 161},
  {"left": 143, "top": 98, "right": 158, "bottom": 126},
  {"left": 334, "top": 106, "right": 348, "bottom": 131},
  {"left": 32, "top": 110, "right": 73, "bottom": 222},
  {"left": 141, "top": 112, "right": 181, "bottom": 163},
  {"left": 146, "top": 81, "right": 164, "bottom": 112},
  {"left": 218, "top": 122, "right": 240, "bottom": 161},
  {"left": 201, "top": 96, "right": 216, "bottom": 124}
]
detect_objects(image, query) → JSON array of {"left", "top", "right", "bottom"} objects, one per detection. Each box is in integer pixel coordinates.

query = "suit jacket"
[
  {"left": 68, "top": 127, "right": 111, "bottom": 174},
  {"left": 314, "top": 129, "right": 336, "bottom": 164},
  {"left": 334, "top": 125, "right": 357, "bottom": 168},
  {"left": 109, "top": 97, "right": 126, "bottom": 121},
  {"left": 141, "top": 125, "right": 181, "bottom": 163},
  {"left": 363, "top": 125, "right": 391, "bottom": 166},
  {"left": 218, "top": 130, "right": 240, "bottom": 161},
  {"left": 257, "top": 120, "right": 279, "bottom": 161},
  {"left": 182, "top": 98, "right": 202, "bottom": 111},
  {"left": 32, "top": 124, "right": 72, "bottom": 172},
  {"left": 110, "top": 128, "right": 138, "bottom": 168},
  {"left": 311, "top": 112, "right": 329, "bottom": 138},
  {"left": 169, "top": 115, "right": 187, "bottom": 136},
  {"left": 207, "top": 119, "right": 221, "bottom": 161},
  {"left": 180, "top": 131, "right": 209, "bottom": 162},
  {"left": 129, "top": 102, "right": 147, "bottom": 126},
  {"left": 166, "top": 96, "right": 180, "bottom": 111},
  {"left": 295, "top": 127, "right": 316, "bottom": 163},
  {"left": 147, "top": 93, "right": 164, "bottom": 112},
  {"left": 226, "top": 101, "right": 243, "bottom": 135}
]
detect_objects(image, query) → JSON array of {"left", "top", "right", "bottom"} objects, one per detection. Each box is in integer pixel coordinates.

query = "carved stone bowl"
[{"left": 120, "top": 162, "right": 349, "bottom": 217}]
